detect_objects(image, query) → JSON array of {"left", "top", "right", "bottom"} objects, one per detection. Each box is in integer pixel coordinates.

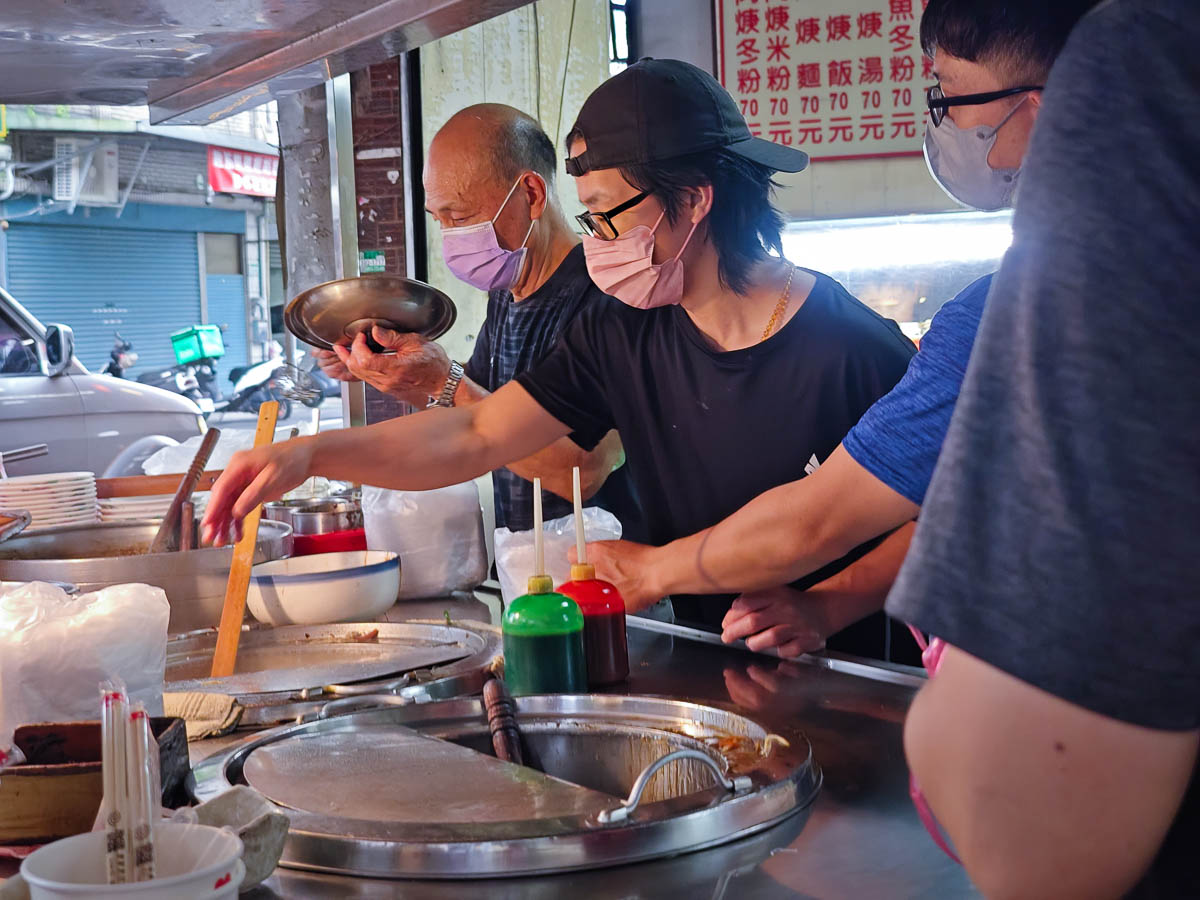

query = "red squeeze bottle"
[{"left": 557, "top": 563, "right": 629, "bottom": 686}]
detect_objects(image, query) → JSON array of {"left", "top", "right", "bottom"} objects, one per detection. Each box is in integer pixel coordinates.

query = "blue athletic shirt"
[{"left": 842, "top": 273, "right": 992, "bottom": 505}]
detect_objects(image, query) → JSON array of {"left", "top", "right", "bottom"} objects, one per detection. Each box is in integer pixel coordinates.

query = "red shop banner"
[
  {"left": 207, "top": 146, "right": 279, "bottom": 197},
  {"left": 715, "top": 0, "right": 937, "bottom": 161}
]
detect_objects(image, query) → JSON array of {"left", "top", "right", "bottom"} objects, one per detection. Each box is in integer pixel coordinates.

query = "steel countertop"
[{"left": 228, "top": 597, "right": 977, "bottom": 898}]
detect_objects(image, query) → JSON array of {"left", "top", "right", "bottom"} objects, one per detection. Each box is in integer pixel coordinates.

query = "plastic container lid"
[
  {"left": 503, "top": 581, "right": 584, "bottom": 637},
  {"left": 558, "top": 568, "right": 626, "bottom": 616}
]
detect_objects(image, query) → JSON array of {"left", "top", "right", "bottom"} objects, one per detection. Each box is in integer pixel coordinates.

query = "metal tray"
[
  {"left": 166, "top": 620, "right": 503, "bottom": 725},
  {"left": 286, "top": 275, "right": 457, "bottom": 351},
  {"left": 193, "top": 694, "right": 821, "bottom": 878}
]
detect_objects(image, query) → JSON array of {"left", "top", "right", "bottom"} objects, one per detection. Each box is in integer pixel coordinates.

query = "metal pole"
[
  {"left": 115, "top": 140, "right": 151, "bottom": 218},
  {"left": 326, "top": 73, "right": 366, "bottom": 430}
]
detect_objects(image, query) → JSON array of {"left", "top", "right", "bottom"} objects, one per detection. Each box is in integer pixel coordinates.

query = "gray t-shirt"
[{"left": 887, "top": 0, "right": 1198, "bottom": 893}]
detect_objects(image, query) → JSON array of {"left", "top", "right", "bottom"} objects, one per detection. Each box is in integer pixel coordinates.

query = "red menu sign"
[
  {"left": 715, "top": 0, "right": 937, "bottom": 161},
  {"left": 207, "top": 146, "right": 279, "bottom": 197}
]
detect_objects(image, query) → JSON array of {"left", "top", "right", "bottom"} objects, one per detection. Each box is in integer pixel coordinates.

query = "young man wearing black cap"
[{"left": 202, "top": 61, "right": 915, "bottom": 655}]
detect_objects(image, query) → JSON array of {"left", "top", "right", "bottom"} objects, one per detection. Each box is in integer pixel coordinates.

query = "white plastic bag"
[
  {"left": 0, "top": 581, "right": 170, "bottom": 749},
  {"left": 494, "top": 508, "right": 623, "bottom": 604},
  {"left": 142, "top": 430, "right": 257, "bottom": 475},
  {"left": 363, "top": 483, "right": 488, "bottom": 599}
]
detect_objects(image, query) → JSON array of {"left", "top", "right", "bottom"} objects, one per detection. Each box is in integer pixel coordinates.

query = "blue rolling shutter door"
[
  {"left": 5, "top": 224, "right": 201, "bottom": 377},
  {"left": 205, "top": 274, "right": 249, "bottom": 382}
]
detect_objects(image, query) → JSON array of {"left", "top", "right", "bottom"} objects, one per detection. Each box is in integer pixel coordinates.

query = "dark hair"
[
  {"left": 492, "top": 114, "right": 557, "bottom": 185},
  {"left": 565, "top": 128, "right": 783, "bottom": 295},
  {"left": 920, "top": 0, "right": 1101, "bottom": 82}
]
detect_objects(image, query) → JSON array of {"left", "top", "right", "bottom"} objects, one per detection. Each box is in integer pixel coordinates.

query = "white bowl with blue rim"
[{"left": 246, "top": 550, "right": 400, "bottom": 626}]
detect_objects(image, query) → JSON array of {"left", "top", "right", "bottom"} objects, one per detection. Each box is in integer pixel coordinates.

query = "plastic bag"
[
  {"left": 363, "top": 483, "right": 488, "bottom": 599},
  {"left": 0, "top": 581, "right": 170, "bottom": 749},
  {"left": 494, "top": 508, "right": 623, "bottom": 604},
  {"left": 142, "top": 430, "right": 256, "bottom": 475}
]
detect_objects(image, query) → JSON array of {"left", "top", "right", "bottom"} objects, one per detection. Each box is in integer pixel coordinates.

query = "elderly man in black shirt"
[{"left": 316, "top": 104, "right": 636, "bottom": 534}]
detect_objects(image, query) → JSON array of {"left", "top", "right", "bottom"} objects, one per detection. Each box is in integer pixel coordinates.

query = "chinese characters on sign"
[
  {"left": 717, "top": 0, "right": 937, "bottom": 160},
  {"left": 207, "top": 147, "right": 279, "bottom": 197}
]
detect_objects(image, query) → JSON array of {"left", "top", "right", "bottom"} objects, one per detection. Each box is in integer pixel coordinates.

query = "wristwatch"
[{"left": 428, "top": 360, "right": 464, "bottom": 408}]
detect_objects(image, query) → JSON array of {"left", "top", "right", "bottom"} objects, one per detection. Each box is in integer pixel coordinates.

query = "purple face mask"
[{"left": 441, "top": 175, "right": 539, "bottom": 292}]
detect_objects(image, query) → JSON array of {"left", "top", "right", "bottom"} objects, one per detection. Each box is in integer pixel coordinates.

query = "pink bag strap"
[
  {"left": 905, "top": 622, "right": 959, "bottom": 863},
  {"left": 910, "top": 773, "right": 962, "bottom": 864}
]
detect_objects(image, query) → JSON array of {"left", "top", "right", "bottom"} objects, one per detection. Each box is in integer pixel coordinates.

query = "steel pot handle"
[
  {"left": 323, "top": 671, "right": 413, "bottom": 698},
  {"left": 597, "top": 749, "right": 753, "bottom": 825},
  {"left": 317, "top": 692, "right": 415, "bottom": 719}
]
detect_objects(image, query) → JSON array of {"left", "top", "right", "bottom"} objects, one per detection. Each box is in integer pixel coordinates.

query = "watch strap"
[{"left": 428, "top": 360, "right": 464, "bottom": 408}]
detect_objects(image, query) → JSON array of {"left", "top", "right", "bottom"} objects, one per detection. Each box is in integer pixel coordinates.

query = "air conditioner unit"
[{"left": 53, "top": 138, "right": 119, "bottom": 205}]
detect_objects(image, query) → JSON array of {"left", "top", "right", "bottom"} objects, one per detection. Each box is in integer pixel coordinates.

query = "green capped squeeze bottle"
[{"left": 502, "top": 574, "right": 587, "bottom": 696}]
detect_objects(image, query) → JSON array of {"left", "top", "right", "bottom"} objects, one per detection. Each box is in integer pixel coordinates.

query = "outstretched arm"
[
  {"left": 332, "top": 328, "right": 625, "bottom": 502},
  {"left": 201, "top": 381, "right": 569, "bottom": 545},
  {"left": 588, "top": 443, "right": 919, "bottom": 609}
]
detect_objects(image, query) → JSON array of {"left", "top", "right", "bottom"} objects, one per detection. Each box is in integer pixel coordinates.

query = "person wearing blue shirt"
[{"left": 583, "top": 0, "right": 1098, "bottom": 659}]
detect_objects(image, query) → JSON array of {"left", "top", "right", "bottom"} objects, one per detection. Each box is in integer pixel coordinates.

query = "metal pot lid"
[
  {"left": 165, "top": 621, "right": 503, "bottom": 720},
  {"left": 193, "top": 694, "right": 821, "bottom": 879},
  {"left": 286, "top": 275, "right": 457, "bottom": 350}
]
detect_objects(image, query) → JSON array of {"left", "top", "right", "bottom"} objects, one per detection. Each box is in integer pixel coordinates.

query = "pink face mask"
[
  {"left": 441, "top": 175, "right": 538, "bottom": 293},
  {"left": 583, "top": 210, "right": 700, "bottom": 309},
  {"left": 906, "top": 625, "right": 962, "bottom": 865}
]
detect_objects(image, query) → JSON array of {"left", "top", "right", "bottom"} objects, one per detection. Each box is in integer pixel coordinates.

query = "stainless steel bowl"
[
  {"left": 286, "top": 275, "right": 457, "bottom": 351},
  {"left": 287, "top": 499, "right": 362, "bottom": 535},
  {"left": 264, "top": 498, "right": 361, "bottom": 535},
  {"left": 262, "top": 498, "right": 316, "bottom": 526},
  {"left": 0, "top": 520, "right": 293, "bottom": 634}
]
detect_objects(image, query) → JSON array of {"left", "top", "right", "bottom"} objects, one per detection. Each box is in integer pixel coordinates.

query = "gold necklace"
[{"left": 760, "top": 264, "right": 796, "bottom": 342}]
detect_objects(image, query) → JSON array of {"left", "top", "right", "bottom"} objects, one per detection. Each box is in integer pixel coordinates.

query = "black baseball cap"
[{"left": 564, "top": 57, "right": 809, "bottom": 177}]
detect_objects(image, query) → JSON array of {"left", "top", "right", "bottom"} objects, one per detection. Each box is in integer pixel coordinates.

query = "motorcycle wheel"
[{"left": 264, "top": 391, "right": 291, "bottom": 422}]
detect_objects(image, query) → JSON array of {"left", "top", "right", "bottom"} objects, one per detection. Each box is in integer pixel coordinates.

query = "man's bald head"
[{"left": 431, "top": 104, "right": 557, "bottom": 188}]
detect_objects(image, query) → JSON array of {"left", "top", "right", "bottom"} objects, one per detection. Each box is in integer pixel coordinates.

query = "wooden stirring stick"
[
  {"left": 210, "top": 401, "right": 279, "bottom": 677},
  {"left": 572, "top": 466, "right": 586, "bottom": 566}
]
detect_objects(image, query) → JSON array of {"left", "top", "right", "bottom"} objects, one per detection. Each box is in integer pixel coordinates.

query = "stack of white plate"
[
  {"left": 0, "top": 471, "right": 98, "bottom": 530},
  {"left": 98, "top": 492, "right": 209, "bottom": 523}
]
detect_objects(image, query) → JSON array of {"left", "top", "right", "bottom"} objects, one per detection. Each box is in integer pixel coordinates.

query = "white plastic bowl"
[
  {"left": 246, "top": 549, "right": 400, "bottom": 626},
  {"left": 21, "top": 823, "right": 244, "bottom": 899}
]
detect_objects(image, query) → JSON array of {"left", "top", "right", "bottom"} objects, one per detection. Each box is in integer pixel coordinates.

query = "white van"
[{"left": 0, "top": 286, "right": 205, "bottom": 476}]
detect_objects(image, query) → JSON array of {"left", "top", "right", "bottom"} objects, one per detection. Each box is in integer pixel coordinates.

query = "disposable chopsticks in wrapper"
[{"left": 100, "top": 680, "right": 160, "bottom": 884}]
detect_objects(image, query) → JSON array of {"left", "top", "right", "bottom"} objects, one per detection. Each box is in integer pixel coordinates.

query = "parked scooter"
[
  {"left": 99, "top": 333, "right": 138, "bottom": 378},
  {"left": 219, "top": 357, "right": 293, "bottom": 420},
  {"left": 136, "top": 361, "right": 205, "bottom": 405}
]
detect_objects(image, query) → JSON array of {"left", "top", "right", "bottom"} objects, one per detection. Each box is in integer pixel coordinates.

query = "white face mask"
[{"left": 923, "top": 97, "right": 1028, "bottom": 211}]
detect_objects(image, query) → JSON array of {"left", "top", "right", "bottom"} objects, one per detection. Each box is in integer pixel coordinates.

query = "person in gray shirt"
[{"left": 889, "top": 1, "right": 1199, "bottom": 896}]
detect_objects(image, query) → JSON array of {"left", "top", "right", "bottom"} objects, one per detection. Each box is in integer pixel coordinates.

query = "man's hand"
[
  {"left": 201, "top": 437, "right": 317, "bottom": 547},
  {"left": 332, "top": 326, "right": 451, "bottom": 406},
  {"left": 314, "top": 346, "right": 356, "bottom": 383},
  {"left": 581, "top": 539, "right": 666, "bottom": 614},
  {"left": 721, "top": 587, "right": 829, "bottom": 657}
]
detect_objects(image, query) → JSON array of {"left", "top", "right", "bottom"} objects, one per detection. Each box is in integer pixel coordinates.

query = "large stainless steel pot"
[
  {"left": 194, "top": 694, "right": 821, "bottom": 879},
  {"left": 0, "top": 520, "right": 292, "bottom": 633}
]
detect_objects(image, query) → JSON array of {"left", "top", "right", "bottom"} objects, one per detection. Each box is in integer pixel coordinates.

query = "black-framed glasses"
[
  {"left": 925, "top": 84, "right": 1043, "bottom": 127},
  {"left": 575, "top": 190, "right": 651, "bottom": 240}
]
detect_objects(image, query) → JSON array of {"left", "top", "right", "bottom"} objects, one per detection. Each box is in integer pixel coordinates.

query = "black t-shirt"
[
  {"left": 518, "top": 269, "right": 916, "bottom": 631},
  {"left": 462, "top": 244, "right": 641, "bottom": 534},
  {"left": 887, "top": 1, "right": 1198, "bottom": 894}
]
